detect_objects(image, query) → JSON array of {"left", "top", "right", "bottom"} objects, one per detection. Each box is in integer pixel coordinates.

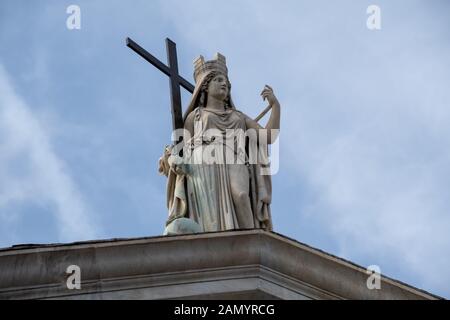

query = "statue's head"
[
  {"left": 198, "top": 71, "right": 231, "bottom": 108},
  {"left": 184, "top": 53, "right": 235, "bottom": 120},
  {"left": 206, "top": 73, "right": 230, "bottom": 101}
]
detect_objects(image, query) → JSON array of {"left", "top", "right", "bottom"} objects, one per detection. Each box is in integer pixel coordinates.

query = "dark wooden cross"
[{"left": 126, "top": 37, "right": 195, "bottom": 130}]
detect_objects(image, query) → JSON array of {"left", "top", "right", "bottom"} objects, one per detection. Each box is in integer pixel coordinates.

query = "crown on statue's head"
[{"left": 193, "top": 53, "right": 228, "bottom": 83}]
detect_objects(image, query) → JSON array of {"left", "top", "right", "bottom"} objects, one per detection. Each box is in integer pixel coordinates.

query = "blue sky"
[{"left": 1, "top": 0, "right": 449, "bottom": 298}]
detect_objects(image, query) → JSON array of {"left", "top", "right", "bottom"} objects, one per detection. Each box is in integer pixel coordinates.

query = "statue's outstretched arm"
[{"left": 244, "top": 85, "right": 280, "bottom": 144}]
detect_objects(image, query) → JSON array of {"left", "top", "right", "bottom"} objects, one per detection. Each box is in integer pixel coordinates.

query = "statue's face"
[{"left": 207, "top": 74, "right": 229, "bottom": 102}]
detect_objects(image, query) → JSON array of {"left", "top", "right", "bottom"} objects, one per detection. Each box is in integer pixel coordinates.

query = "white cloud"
[{"left": 0, "top": 64, "right": 100, "bottom": 244}]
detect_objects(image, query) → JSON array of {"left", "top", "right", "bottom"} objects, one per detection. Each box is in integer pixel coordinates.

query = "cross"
[{"left": 126, "top": 37, "right": 195, "bottom": 131}]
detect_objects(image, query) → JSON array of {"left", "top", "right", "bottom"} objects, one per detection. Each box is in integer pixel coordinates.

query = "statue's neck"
[{"left": 205, "top": 96, "right": 226, "bottom": 111}]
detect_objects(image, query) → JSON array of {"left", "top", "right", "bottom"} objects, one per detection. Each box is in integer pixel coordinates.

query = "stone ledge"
[{"left": 0, "top": 229, "right": 441, "bottom": 300}]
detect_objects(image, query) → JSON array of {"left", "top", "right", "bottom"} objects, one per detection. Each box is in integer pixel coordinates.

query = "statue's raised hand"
[{"left": 260, "top": 85, "right": 278, "bottom": 106}]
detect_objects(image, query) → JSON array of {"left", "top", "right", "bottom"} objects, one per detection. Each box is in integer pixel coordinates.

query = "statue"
[{"left": 159, "top": 53, "right": 280, "bottom": 234}]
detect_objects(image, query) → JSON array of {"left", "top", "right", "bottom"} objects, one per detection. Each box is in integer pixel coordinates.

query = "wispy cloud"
[{"left": 0, "top": 64, "right": 100, "bottom": 244}]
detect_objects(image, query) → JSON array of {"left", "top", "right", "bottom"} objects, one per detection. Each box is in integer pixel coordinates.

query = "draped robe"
[{"left": 165, "top": 106, "right": 273, "bottom": 232}]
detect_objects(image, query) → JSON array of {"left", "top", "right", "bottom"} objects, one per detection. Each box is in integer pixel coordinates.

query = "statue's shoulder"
[
  {"left": 233, "top": 108, "right": 249, "bottom": 120},
  {"left": 186, "top": 107, "right": 201, "bottom": 119},
  {"left": 184, "top": 107, "right": 202, "bottom": 128}
]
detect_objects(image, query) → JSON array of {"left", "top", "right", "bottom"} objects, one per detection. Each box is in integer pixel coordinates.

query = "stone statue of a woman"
[{"left": 159, "top": 53, "right": 280, "bottom": 235}]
